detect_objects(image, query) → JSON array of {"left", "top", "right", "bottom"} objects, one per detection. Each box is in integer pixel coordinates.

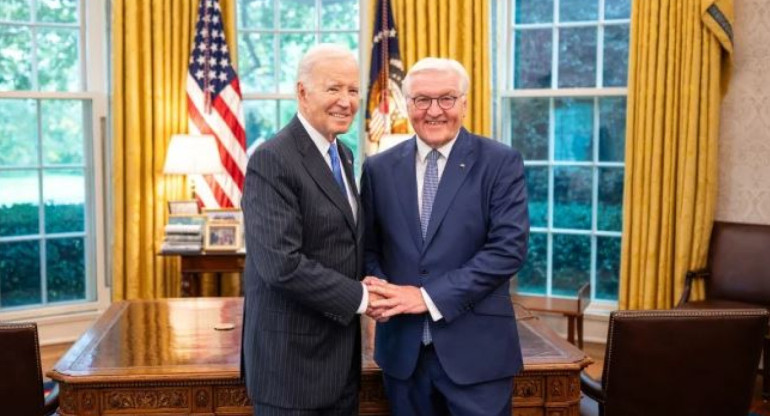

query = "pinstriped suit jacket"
[{"left": 241, "top": 116, "right": 364, "bottom": 409}]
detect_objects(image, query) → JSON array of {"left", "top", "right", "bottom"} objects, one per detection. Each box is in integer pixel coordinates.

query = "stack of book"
[{"left": 160, "top": 223, "right": 203, "bottom": 253}]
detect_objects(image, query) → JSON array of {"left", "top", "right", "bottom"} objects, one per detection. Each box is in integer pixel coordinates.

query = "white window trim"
[{"left": 0, "top": 0, "right": 110, "bottom": 344}]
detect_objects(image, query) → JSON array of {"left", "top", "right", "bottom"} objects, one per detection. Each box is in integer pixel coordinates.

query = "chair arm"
[
  {"left": 580, "top": 370, "right": 604, "bottom": 404},
  {"left": 43, "top": 383, "right": 59, "bottom": 416},
  {"left": 676, "top": 268, "right": 711, "bottom": 307}
]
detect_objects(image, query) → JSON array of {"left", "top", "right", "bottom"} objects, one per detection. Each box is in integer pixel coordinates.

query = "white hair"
[
  {"left": 297, "top": 43, "right": 358, "bottom": 89},
  {"left": 402, "top": 57, "right": 470, "bottom": 97}
]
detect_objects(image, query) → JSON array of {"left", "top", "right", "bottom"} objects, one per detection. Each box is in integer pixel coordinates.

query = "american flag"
[
  {"left": 186, "top": 0, "right": 247, "bottom": 208},
  {"left": 366, "top": 0, "right": 409, "bottom": 151}
]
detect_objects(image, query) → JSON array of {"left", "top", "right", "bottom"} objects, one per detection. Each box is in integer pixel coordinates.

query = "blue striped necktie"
[
  {"left": 328, "top": 142, "right": 346, "bottom": 196},
  {"left": 420, "top": 149, "right": 440, "bottom": 345}
]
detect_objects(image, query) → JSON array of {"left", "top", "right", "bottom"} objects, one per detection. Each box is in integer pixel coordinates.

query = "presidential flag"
[
  {"left": 187, "top": 0, "right": 247, "bottom": 208},
  {"left": 366, "top": 0, "right": 409, "bottom": 152}
]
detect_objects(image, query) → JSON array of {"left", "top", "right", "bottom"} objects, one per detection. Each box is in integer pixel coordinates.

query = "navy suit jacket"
[
  {"left": 360, "top": 128, "right": 529, "bottom": 385},
  {"left": 241, "top": 116, "right": 364, "bottom": 408}
]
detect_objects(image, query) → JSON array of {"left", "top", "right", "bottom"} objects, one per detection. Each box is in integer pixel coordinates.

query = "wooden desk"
[
  {"left": 161, "top": 251, "right": 245, "bottom": 296},
  {"left": 512, "top": 283, "right": 591, "bottom": 349},
  {"left": 49, "top": 298, "right": 591, "bottom": 416}
]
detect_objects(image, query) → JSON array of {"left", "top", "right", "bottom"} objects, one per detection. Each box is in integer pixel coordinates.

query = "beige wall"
[{"left": 717, "top": 0, "right": 770, "bottom": 224}]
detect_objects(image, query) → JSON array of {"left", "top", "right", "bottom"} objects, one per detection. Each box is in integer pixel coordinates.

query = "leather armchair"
[
  {"left": 580, "top": 309, "right": 768, "bottom": 416},
  {"left": 0, "top": 322, "right": 59, "bottom": 416},
  {"left": 677, "top": 221, "right": 770, "bottom": 398}
]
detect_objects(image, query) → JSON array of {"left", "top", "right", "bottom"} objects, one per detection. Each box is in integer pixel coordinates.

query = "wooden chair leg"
[
  {"left": 567, "top": 316, "right": 576, "bottom": 345},
  {"left": 577, "top": 315, "right": 584, "bottom": 349}
]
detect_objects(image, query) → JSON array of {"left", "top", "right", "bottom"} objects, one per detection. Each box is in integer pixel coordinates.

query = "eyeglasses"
[{"left": 410, "top": 95, "right": 463, "bottom": 110}]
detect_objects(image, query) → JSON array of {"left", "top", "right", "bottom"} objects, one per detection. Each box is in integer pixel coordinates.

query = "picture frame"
[
  {"left": 204, "top": 222, "right": 241, "bottom": 251},
  {"left": 203, "top": 207, "right": 242, "bottom": 223},
  {"left": 168, "top": 200, "right": 199, "bottom": 215},
  {"left": 167, "top": 214, "right": 207, "bottom": 226}
]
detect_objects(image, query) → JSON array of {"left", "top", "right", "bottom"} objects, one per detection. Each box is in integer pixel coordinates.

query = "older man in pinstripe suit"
[{"left": 241, "top": 44, "right": 373, "bottom": 416}]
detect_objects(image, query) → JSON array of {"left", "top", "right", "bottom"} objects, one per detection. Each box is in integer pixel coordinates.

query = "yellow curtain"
[
  {"left": 112, "top": 0, "right": 240, "bottom": 300},
  {"left": 619, "top": 0, "right": 733, "bottom": 309},
  {"left": 384, "top": 0, "right": 491, "bottom": 136}
]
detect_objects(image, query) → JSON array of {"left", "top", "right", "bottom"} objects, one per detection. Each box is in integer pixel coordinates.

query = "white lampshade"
[
  {"left": 378, "top": 133, "right": 413, "bottom": 153},
  {"left": 163, "top": 134, "right": 224, "bottom": 175}
]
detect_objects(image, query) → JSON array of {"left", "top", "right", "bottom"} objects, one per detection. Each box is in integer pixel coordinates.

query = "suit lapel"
[
  {"left": 290, "top": 117, "right": 356, "bottom": 233},
  {"left": 338, "top": 142, "right": 364, "bottom": 236},
  {"left": 422, "top": 129, "right": 477, "bottom": 253},
  {"left": 392, "top": 137, "right": 423, "bottom": 252}
]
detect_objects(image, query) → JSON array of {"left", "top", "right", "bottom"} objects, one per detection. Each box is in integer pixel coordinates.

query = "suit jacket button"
[{"left": 420, "top": 269, "right": 428, "bottom": 275}]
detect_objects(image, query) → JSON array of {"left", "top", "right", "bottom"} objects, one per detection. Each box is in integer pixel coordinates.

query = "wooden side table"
[
  {"left": 512, "top": 283, "right": 591, "bottom": 349},
  {"left": 161, "top": 251, "right": 246, "bottom": 297}
]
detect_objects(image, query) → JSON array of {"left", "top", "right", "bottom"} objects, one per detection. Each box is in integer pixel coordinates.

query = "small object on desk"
[{"left": 214, "top": 322, "right": 235, "bottom": 331}]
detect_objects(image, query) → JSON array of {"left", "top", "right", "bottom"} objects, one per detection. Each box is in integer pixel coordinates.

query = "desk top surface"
[{"left": 49, "top": 298, "right": 590, "bottom": 384}]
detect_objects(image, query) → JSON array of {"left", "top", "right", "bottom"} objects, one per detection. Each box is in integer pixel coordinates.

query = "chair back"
[
  {"left": 601, "top": 309, "right": 767, "bottom": 416},
  {"left": 707, "top": 221, "right": 770, "bottom": 306},
  {"left": 0, "top": 323, "right": 45, "bottom": 416}
]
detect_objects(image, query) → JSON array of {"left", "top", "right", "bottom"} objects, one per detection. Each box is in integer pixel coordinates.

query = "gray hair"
[
  {"left": 402, "top": 57, "right": 470, "bottom": 97},
  {"left": 297, "top": 43, "right": 358, "bottom": 89}
]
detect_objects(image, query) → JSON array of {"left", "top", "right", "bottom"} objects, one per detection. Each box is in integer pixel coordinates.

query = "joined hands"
[{"left": 363, "top": 276, "right": 428, "bottom": 322}]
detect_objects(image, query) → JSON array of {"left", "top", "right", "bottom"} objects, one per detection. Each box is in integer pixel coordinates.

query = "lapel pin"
[{"left": 460, "top": 163, "right": 466, "bottom": 169}]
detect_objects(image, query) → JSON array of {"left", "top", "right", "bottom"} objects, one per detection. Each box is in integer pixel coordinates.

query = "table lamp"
[{"left": 163, "top": 134, "right": 224, "bottom": 201}]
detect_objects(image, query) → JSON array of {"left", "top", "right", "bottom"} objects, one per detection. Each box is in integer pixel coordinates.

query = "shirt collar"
[
  {"left": 415, "top": 131, "right": 459, "bottom": 163},
  {"left": 297, "top": 112, "right": 336, "bottom": 156}
]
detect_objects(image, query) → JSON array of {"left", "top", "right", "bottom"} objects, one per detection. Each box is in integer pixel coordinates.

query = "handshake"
[{"left": 363, "top": 276, "right": 428, "bottom": 322}]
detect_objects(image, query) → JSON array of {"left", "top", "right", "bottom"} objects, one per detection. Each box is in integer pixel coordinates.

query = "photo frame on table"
[
  {"left": 204, "top": 222, "right": 241, "bottom": 251},
  {"left": 168, "top": 200, "right": 199, "bottom": 215},
  {"left": 202, "top": 207, "right": 242, "bottom": 223}
]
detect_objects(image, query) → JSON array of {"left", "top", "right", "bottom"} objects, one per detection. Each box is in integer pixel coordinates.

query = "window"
[
  {"left": 495, "top": 0, "right": 631, "bottom": 302},
  {"left": 0, "top": 0, "right": 108, "bottom": 314},
  {"left": 236, "top": 0, "right": 362, "bottom": 158}
]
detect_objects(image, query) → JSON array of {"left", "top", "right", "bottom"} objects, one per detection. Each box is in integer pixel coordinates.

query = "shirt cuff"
[
  {"left": 420, "top": 288, "right": 443, "bottom": 321},
  {"left": 357, "top": 283, "right": 369, "bottom": 314}
]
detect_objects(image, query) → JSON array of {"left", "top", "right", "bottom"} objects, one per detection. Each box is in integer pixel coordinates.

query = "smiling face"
[
  {"left": 297, "top": 56, "right": 360, "bottom": 142},
  {"left": 406, "top": 69, "right": 467, "bottom": 148}
]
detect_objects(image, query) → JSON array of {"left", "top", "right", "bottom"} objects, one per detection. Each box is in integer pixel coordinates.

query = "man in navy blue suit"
[{"left": 360, "top": 57, "right": 529, "bottom": 416}]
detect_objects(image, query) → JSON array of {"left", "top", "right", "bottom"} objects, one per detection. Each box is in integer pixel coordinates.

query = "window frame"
[
  {"left": 494, "top": 0, "right": 630, "bottom": 305},
  {"left": 0, "top": 0, "right": 110, "bottom": 324}
]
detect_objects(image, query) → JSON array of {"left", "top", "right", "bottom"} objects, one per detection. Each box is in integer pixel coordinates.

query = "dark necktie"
[{"left": 328, "top": 142, "right": 346, "bottom": 196}]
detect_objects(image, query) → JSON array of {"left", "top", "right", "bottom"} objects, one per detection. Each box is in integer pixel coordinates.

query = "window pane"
[
  {"left": 514, "top": 0, "right": 552, "bottom": 24},
  {"left": 36, "top": 0, "right": 77, "bottom": 24},
  {"left": 338, "top": 111, "right": 359, "bottom": 160},
  {"left": 554, "top": 98, "right": 593, "bottom": 161},
  {"left": 605, "top": 0, "right": 631, "bottom": 19},
  {"left": 237, "top": 0, "right": 274, "bottom": 29},
  {"left": 279, "top": 33, "right": 314, "bottom": 93},
  {"left": 321, "top": 0, "right": 358, "bottom": 30},
  {"left": 603, "top": 25, "right": 629, "bottom": 87},
  {"left": 279, "top": 100, "right": 297, "bottom": 126},
  {"left": 0, "top": 99, "right": 37, "bottom": 167},
  {"left": 41, "top": 99, "right": 84, "bottom": 165},
  {"left": 320, "top": 32, "right": 358, "bottom": 57},
  {"left": 558, "top": 27, "right": 597, "bottom": 88},
  {"left": 44, "top": 168, "right": 85, "bottom": 233},
  {"left": 0, "top": 0, "right": 31, "bottom": 21},
  {"left": 510, "top": 98, "right": 549, "bottom": 160},
  {"left": 552, "top": 233, "right": 590, "bottom": 296},
  {"left": 514, "top": 29, "right": 551, "bottom": 89},
  {"left": 37, "top": 28, "right": 80, "bottom": 91},
  {"left": 596, "top": 236, "right": 620, "bottom": 300},
  {"left": 244, "top": 100, "right": 277, "bottom": 153},
  {"left": 559, "top": 0, "right": 597, "bottom": 22},
  {"left": 0, "top": 170, "right": 39, "bottom": 237},
  {"left": 598, "top": 168, "right": 623, "bottom": 232},
  {"left": 524, "top": 166, "right": 547, "bottom": 228},
  {"left": 238, "top": 32, "right": 275, "bottom": 93},
  {"left": 0, "top": 25, "right": 33, "bottom": 90},
  {"left": 516, "top": 232, "right": 547, "bottom": 294},
  {"left": 599, "top": 97, "right": 626, "bottom": 162},
  {"left": 0, "top": 240, "right": 41, "bottom": 307},
  {"left": 46, "top": 237, "right": 86, "bottom": 303},
  {"left": 280, "top": 0, "right": 316, "bottom": 30},
  {"left": 553, "top": 166, "right": 592, "bottom": 229}
]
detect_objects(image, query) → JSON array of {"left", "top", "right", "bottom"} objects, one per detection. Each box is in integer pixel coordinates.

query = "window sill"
[{"left": 0, "top": 301, "right": 109, "bottom": 345}]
